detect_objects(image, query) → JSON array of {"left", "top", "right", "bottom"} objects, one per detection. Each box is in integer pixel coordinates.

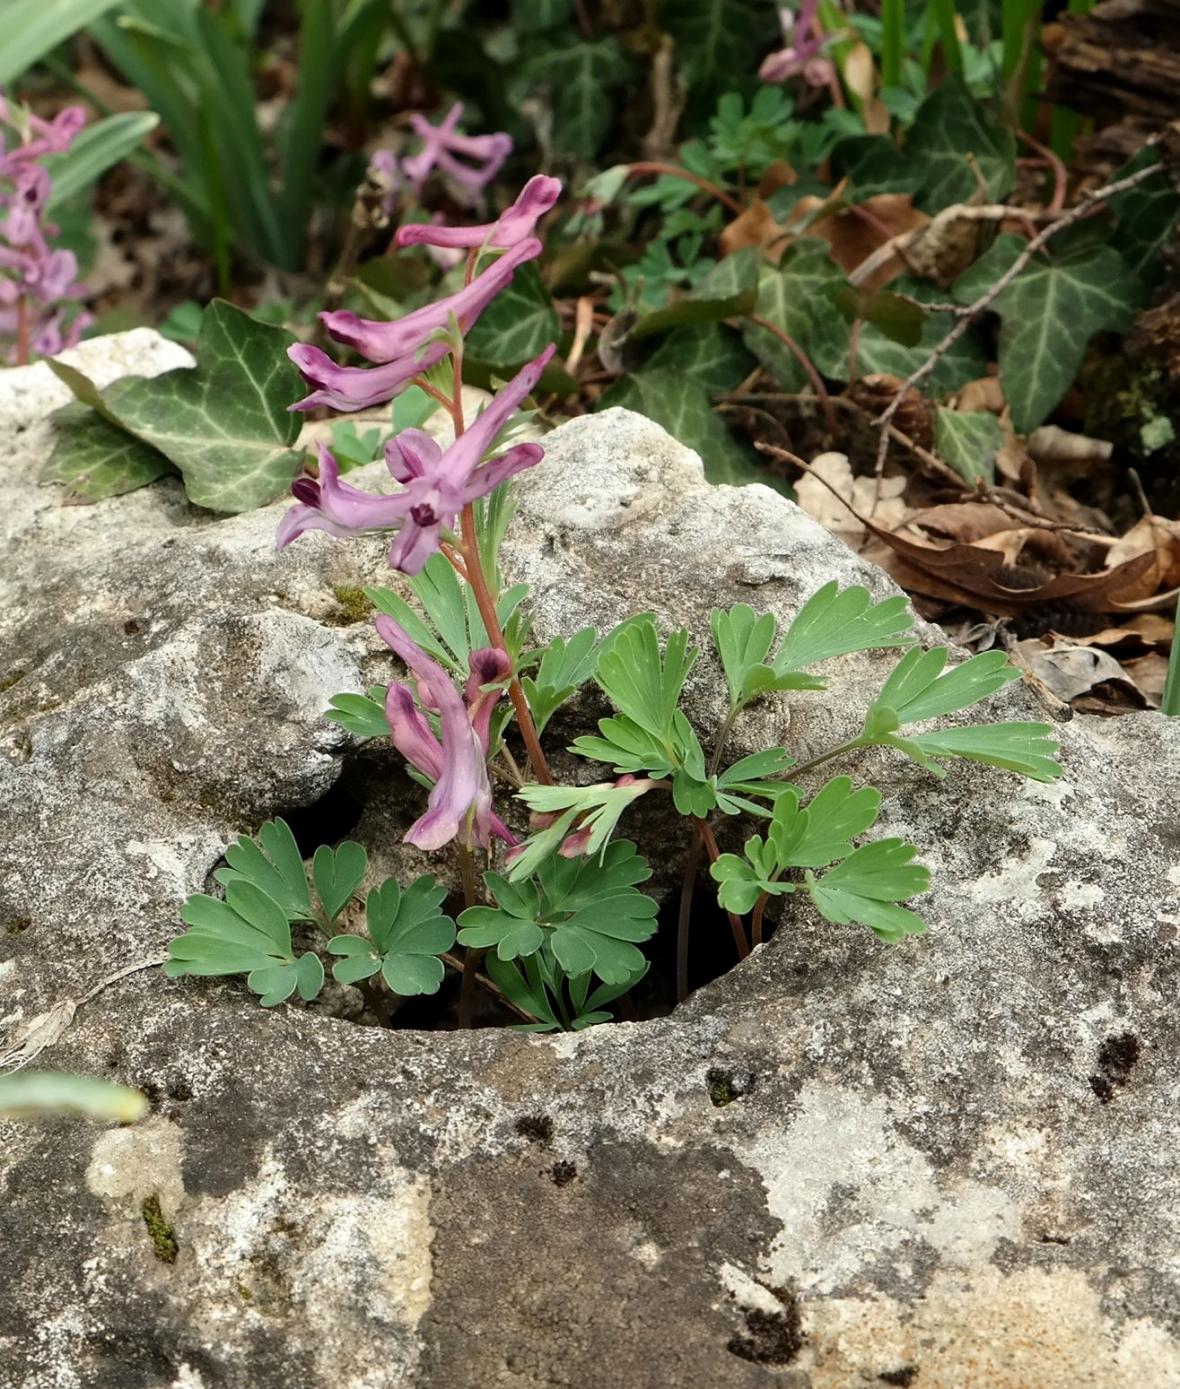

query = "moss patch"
[
  {"left": 141, "top": 1193, "right": 179, "bottom": 1264},
  {"left": 330, "top": 585, "right": 373, "bottom": 625}
]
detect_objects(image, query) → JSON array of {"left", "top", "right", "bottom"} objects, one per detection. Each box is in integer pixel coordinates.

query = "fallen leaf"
[
  {"left": 955, "top": 376, "right": 1005, "bottom": 414},
  {"left": 1104, "top": 513, "right": 1180, "bottom": 601},
  {"left": 1027, "top": 424, "right": 1113, "bottom": 469},
  {"left": 718, "top": 199, "right": 781, "bottom": 259},
  {"left": 794, "top": 451, "right": 907, "bottom": 540},
  {"left": 1011, "top": 639, "right": 1147, "bottom": 707}
]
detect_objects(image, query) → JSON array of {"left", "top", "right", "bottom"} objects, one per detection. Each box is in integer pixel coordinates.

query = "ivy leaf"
[
  {"left": 629, "top": 285, "right": 756, "bottom": 341},
  {"left": 213, "top": 817, "right": 312, "bottom": 923},
  {"left": 48, "top": 301, "right": 304, "bottom": 513},
  {"left": 886, "top": 722, "right": 1061, "bottom": 782},
  {"left": 329, "top": 877, "right": 455, "bottom": 994},
  {"left": 312, "top": 841, "right": 368, "bottom": 922},
  {"left": 933, "top": 408, "right": 1003, "bottom": 485},
  {"left": 597, "top": 366, "right": 759, "bottom": 485},
  {"left": 661, "top": 0, "right": 780, "bottom": 106},
  {"left": 773, "top": 582, "right": 914, "bottom": 678},
  {"left": 805, "top": 840, "right": 929, "bottom": 942},
  {"left": 906, "top": 79, "right": 1016, "bottom": 213},
  {"left": 862, "top": 648, "right": 1020, "bottom": 737},
  {"left": 952, "top": 234, "right": 1142, "bottom": 432},
  {"left": 645, "top": 323, "right": 756, "bottom": 394},
  {"left": 521, "top": 627, "right": 600, "bottom": 735},
  {"left": 43, "top": 398, "right": 174, "bottom": 502},
  {"left": 524, "top": 36, "right": 630, "bottom": 158},
  {"left": 165, "top": 881, "right": 325, "bottom": 1006},
  {"left": 812, "top": 276, "right": 989, "bottom": 393},
  {"left": 1106, "top": 150, "right": 1180, "bottom": 287},
  {"left": 740, "top": 240, "right": 846, "bottom": 391},
  {"left": 324, "top": 687, "right": 390, "bottom": 739},
  {"left": 466, "top": 263, "right": 559, "bottom": 368},
  {"left": 510, "top": 0, "right": 572, "bottom": 28},
  {"left": 594, "top": 619, "right": 696, "bottom": 742},
  {"left": 830, "top": 134, "right": 923, "bottom": 200}
]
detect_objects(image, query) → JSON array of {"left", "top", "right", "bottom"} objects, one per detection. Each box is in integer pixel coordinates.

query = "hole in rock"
[{"left": 277, "top": 776, "right": 364, "bottom": 857}]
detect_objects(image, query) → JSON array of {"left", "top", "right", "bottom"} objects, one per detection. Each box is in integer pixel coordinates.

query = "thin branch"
[
  {"left": 740, "top": 314, "right": 838, "bottom": 434},
  {"left": 625, "top": 161, "right": 744, "bottom": 215}
]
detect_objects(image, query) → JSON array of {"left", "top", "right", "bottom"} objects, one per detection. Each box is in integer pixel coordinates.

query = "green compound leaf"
[
  {"left": 952, "top": 234, "right": 1142, "bottom": 433},
  {"left": 773, "top": 582, "right": 914, "bottom": 677},
  {"left": 595, "top": 619, "right": 696, "bottom": 743},
  {"left": 521, "top": 627, "right": 600, "bottom": 735},
  {"left": 710, "top": 853, "right": 771, "bottom": 914},
  {"left": 166, "top": 879, "right": 325, "bottom": 1007},
  {"left": 466, "top": 263, "right": 559, "bottom": 368},
  {"left": 886, "top": 722, "right": 1061, "bottom": 782},
  {"left": 805, "top": 840, "right": 930, "bottom": 942},
  {"left": 571, "top": 715, "right": 678, "bottom": 777},
  {"left": 213, "top": 817, "right": 313, "bottom": 923},
  {"left": 597, "top": 366, "right": 759, "bottom": 486},
  {"left": 509, "top": 777, "right": 656, "bottom": 881},
  {"left": 324, "top": 687, "right": 390, "bottom": 739},
  {"left": 463, "top": 842, "right": 658, "bottom": 987},
  {"left": 329, "top": 876, "right": 455, "bottom": 995},
  {"left": 710, "top": 603, "right": 777, "bottom": 709},
  {"left": 906, "top": 78, "right": 1016, "bottom": 213},
  {"left": 312, "top": 841, "right": 368, "bottom": 922},
  {"left": 862, "top": 647, "right": 1020, "bottom": 738},
  {"left": 769, "top": 778, "right": 883, "bottom": 868},
  {"left": 933, "top": 408, "right": 1003, "bottom": 486},
  {"left": 43, "top": 398, "right": 175, "bottom": 502}
]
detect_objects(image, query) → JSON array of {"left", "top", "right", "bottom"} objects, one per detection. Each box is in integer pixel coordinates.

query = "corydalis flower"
[
  {"left": 277, "top": 344, "right": 555, "bottom": 573},
  {"left": 759, "top": 1, "right": 834, "bottom": 87},
  {"left": 378, "top": 614, "right": 514, "bottom": 851},
  {"left": 402, "top": 103, "right": 512, "bottom": 207},
  {"left": 395, "top": 175, "right": 561, "bottom": 252},
  {"left": 0, "top": 98, "right": 90, "bottom": 361}
]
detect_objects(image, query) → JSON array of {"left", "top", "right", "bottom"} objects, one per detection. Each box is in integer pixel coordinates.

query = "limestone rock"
[{"left": 2, "top": 333, "right": 1179, "bottom": 1388}]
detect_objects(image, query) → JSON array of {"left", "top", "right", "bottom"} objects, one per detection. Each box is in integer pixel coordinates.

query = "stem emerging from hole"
[
  {"left": 456, "top": 842, "right": 480, "bottom": 1029},
  {"left": 695, "top": 817, "right": 750, "bottom": 960}
]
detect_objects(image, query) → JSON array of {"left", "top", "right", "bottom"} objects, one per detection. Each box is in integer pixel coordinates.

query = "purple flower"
[
  {"left": 288, "top": 339, "right": 449, "bottom": 413},
  {"left": 277, "top": 344, "right": 556, "bottom": 574},
  {"left": 759, "top": 1, "right": 834, "bottom": 86},
  {"left": 395, "top": 175, "right": 562, "bottom": 252},
  {"left": 401, "top": 102, "right": 512, "bottom": 207},
  {"left": 0, "top": 98, "right": 89, "bottom": 361},
  {"left": 377, "top": 615, "right": 515, "bottom": 850},
  {"left": 319, "top": 235, "right": 541, "bottom": 366}
]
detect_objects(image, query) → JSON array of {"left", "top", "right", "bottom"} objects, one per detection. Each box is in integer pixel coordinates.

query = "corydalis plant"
[
  {"left": 0, "top": 97, "right": 91, "bottom": 364},
  {"left": 170, "top": 170, "right": 1061, "bottom": 1034}
]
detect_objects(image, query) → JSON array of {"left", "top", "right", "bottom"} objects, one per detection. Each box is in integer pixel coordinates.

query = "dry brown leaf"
[
  {"left": 757, "top": 162, "right": 797, "bottom": 197},
  {"left": 969, "top": 526, "right": 1075, "bottom": 569},
  {"left": 841, "top": 42, "right": 890, "bottom": 134},
  {"left": 1104, "top": 514, "right": 1180, "bottom": 601},
  {"left": 1027, "top": 425, "right": 1113, "bottom": 469},
  {"left": 1122, "top": 652, "right": 1170, "bottom": 707},
  {"left": 1068, "top": 614, "right": 1175, "bottom": 648},
  {"left": 901, "top": 212, "right": 980, "bottom": 287},
  {"left": 955, "top": 376, "right": 1005, "bottom": 414},
  {"left": 794, "top": 451, "right": 907, "bottom": 541},
  {"left": 718, "top": 199, "right": 781, "bottom": 259},
  {"left": 1011, "top": 640, "right": 1147, "bottom": 709},
  {"left": 906, "top": 502, "right": 1025, "bottom": 544}
]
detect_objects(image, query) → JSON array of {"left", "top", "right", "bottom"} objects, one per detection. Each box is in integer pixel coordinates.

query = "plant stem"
[
  {"left": 445, "top": 342, "right": 554, "bottom": 785},
  {"left": 787, "top": 737, "right": 865, "bottom": 780},
  {"left": 456, "top": 842, "right": 480, "bottom": 1029},
  {"left": 15, "top": 297, "right": 30, "bottom": 366},
  {"left": 625, "top": 161, "right": 744, "bottom": 215},
  {"left": 751, "top": 891, "right": 769, "bottom": 948},
  {"left": 695, "top": 817, "right": 750, "bottom": 959},
  {"left": 441, "top": 951, "right": 534, "bottom": 1022},
  {"left": 675, "top": 825, "right": 703, "bottom": 1004},
  {"left": 741, "top": 314, "right": 838, "bottom": 435}
]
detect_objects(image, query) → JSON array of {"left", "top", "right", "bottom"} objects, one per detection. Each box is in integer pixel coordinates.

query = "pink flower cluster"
[
  {"left": 0, "top": 98, "right": 91, "bottom": 362},
  {"left": 277, "top": 173, "right": 563, "bottom": 853},
  {"left": 759, "top": 2, "right": 835, "bottom": 89}
]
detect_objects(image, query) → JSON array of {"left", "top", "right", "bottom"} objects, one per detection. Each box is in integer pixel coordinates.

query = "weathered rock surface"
[{"left": 2, "top": 332, "right": 1179, "bottom": 1389}]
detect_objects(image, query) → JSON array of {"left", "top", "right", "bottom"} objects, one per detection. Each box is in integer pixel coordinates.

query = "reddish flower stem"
[
  {"left": 625, "top": 162, "right": 744, "bottom": 215},
  {"left": 446, "top": 342, "right": 553, "bottom": 786},
  {"left": 694, "top": 817, "right": 750, "bottom": 960},
  {"left": 16, "top": 297, "right": 30, "bottom": 367}
]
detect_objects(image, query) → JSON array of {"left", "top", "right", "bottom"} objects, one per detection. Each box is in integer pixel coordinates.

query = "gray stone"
[{"left": 2, "top": 333, "right": 1179, "bottom": 1389}]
